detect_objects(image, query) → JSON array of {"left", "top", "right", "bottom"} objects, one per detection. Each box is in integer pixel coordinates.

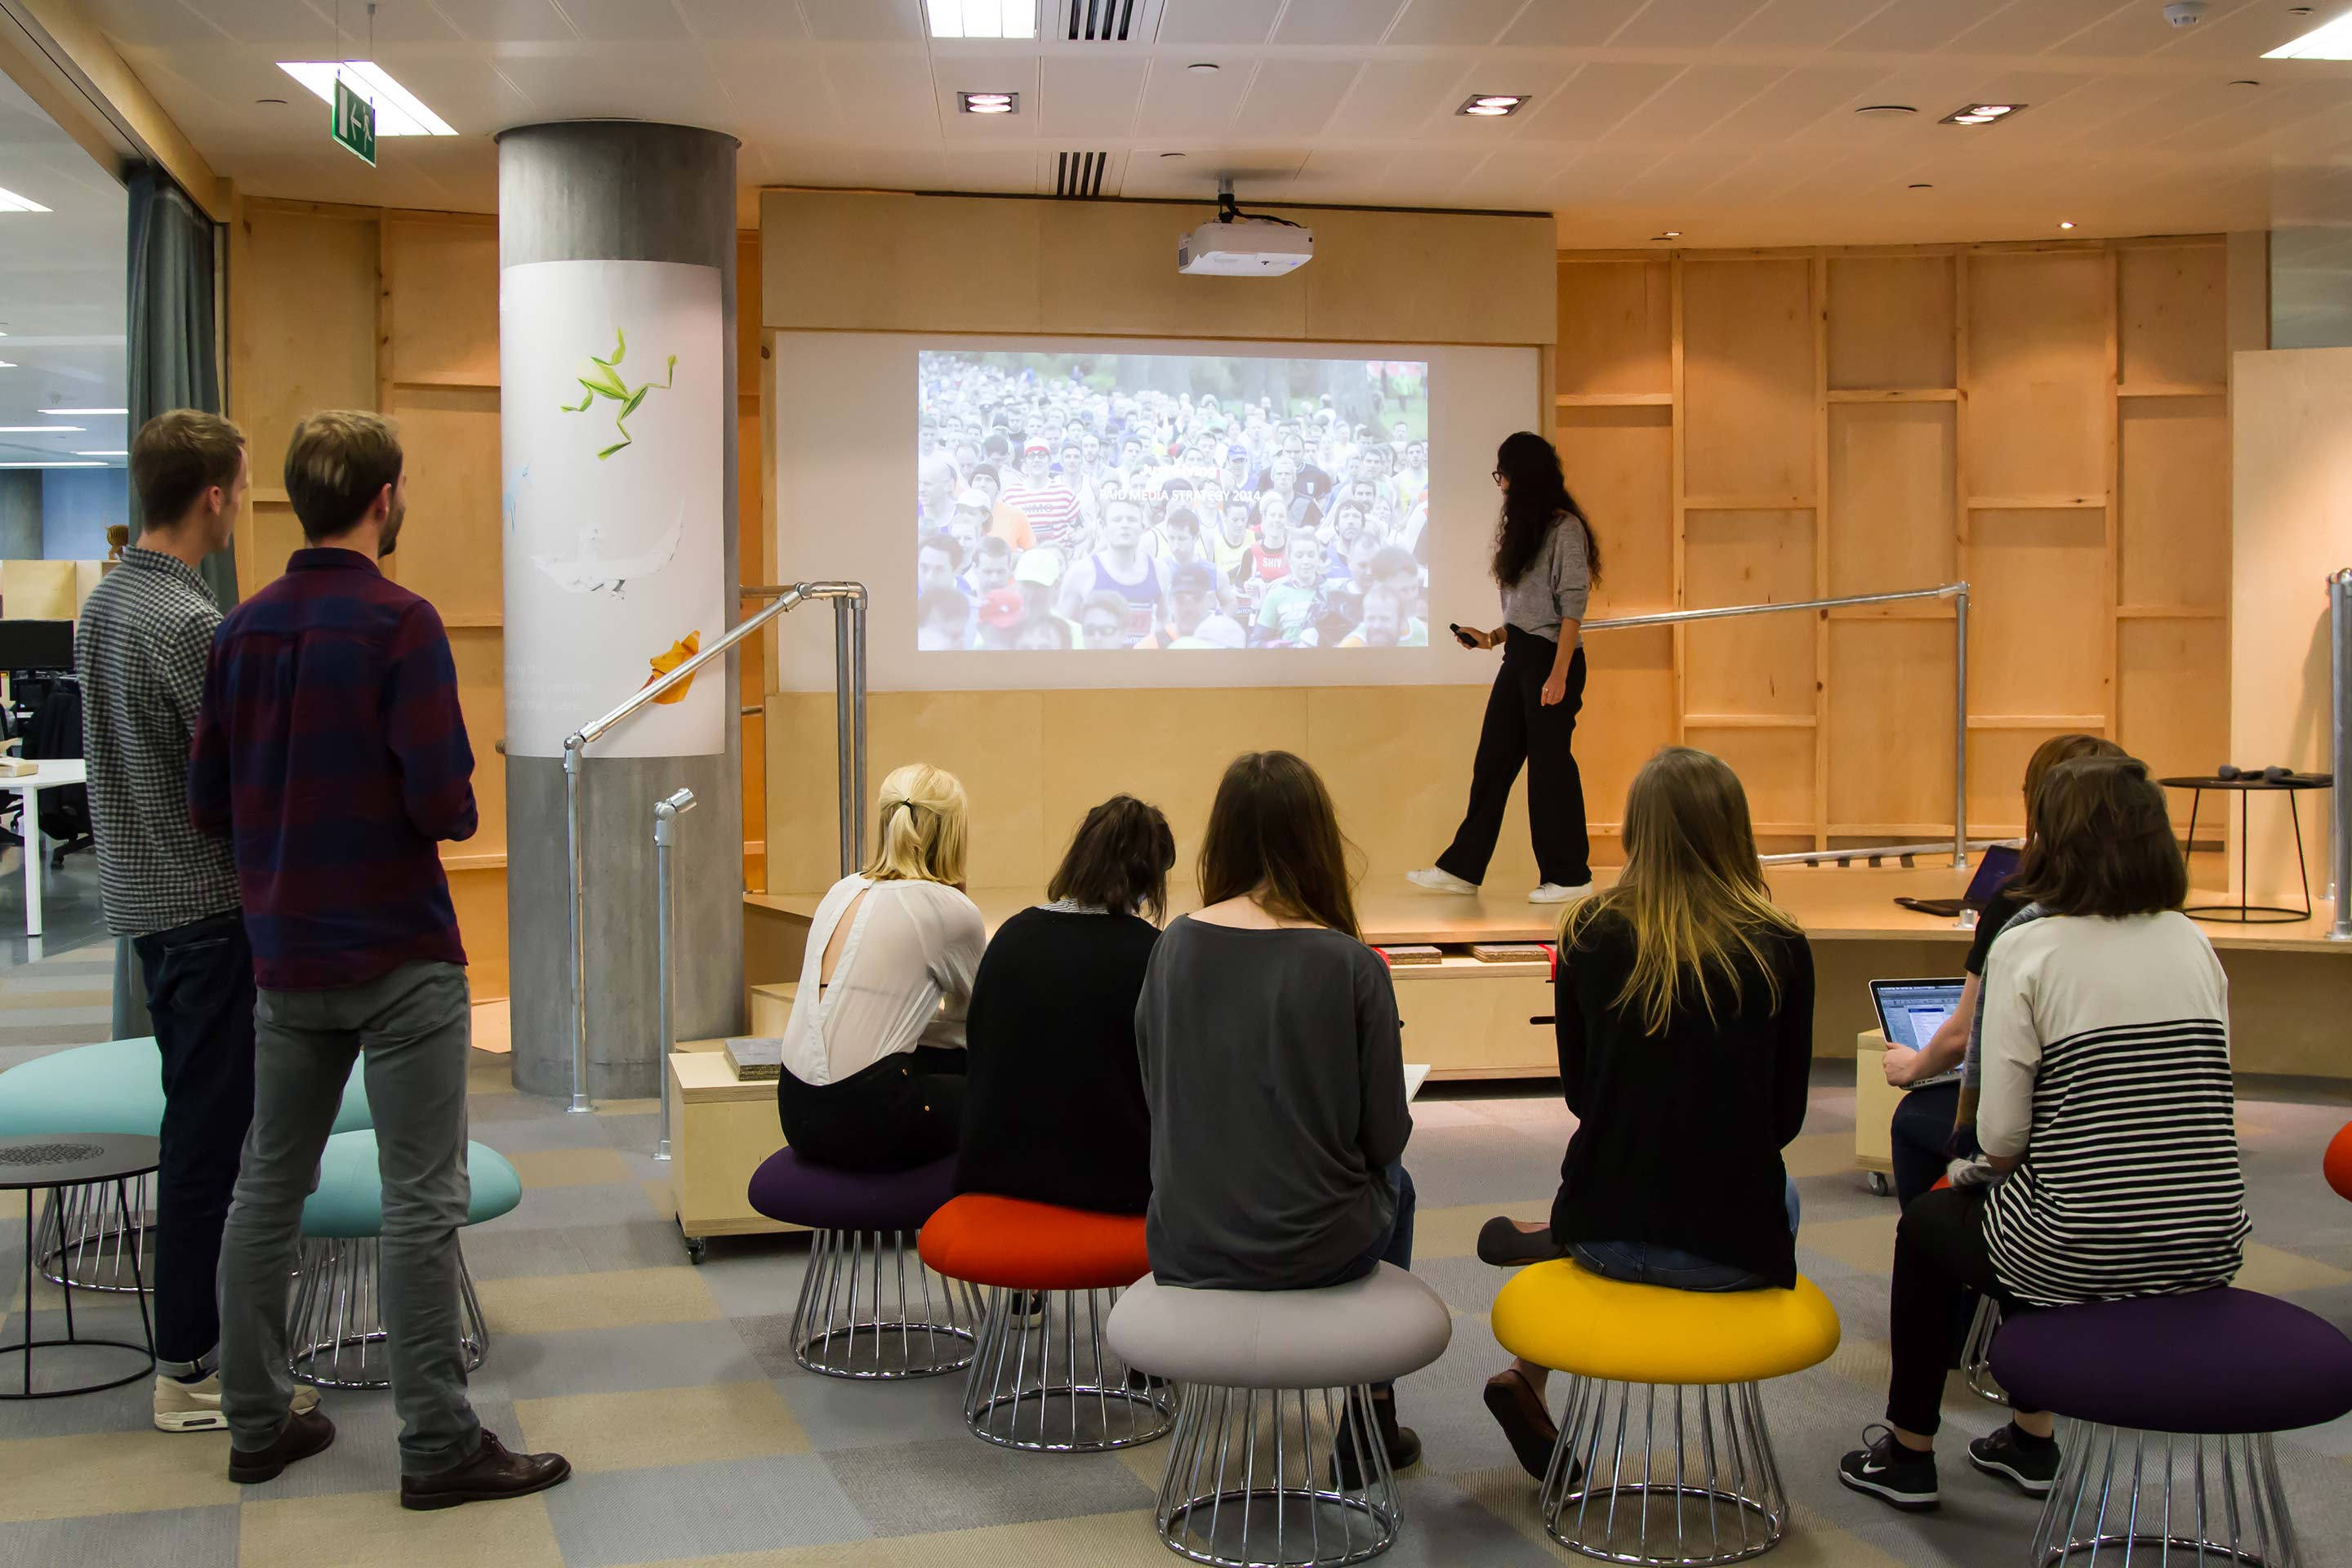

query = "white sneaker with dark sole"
[
  {"left": 1528, "top": 881, "right": 1594, "bottom": 904},
  {"left": 1406, "top": 868, "right": 1479, "bottom": 895},
  {"left": 155, "top": 1373, "right": 320, "bottom": 1433}
]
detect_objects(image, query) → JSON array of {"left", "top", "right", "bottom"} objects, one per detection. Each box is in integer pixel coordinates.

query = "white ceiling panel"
[
  {"left": 1703, "top": 65, "right": 1887, "bottom": 144},
  {"left": 1517, "top": 62, "right": 1683, "bottom": 140},
  {"left": 933, "top": 149, "right": 1040, "bottom": 193},
  {"left": 85, "top": 0, "right": 232, "bottom": 45},
  {"left": 1450, "top": 146, "right": 1579, "bottom": 207},
  {"left": 1943, "top": 0, "right": 2126, "bottom": 57},
  {"left": 1376, "top": 148, "right": 1480, "bottom": 204},
  {"left": 1134, "top": 56, "right": 1257, "bottom": 137},
  {"left": 1717, "top": 0, "right": 1889, "bottom": 51},
  {"left": 368, "top": 49, "right": 542, "bottom": 130},
  {"left": 2041, "top": 1, "right": 2226, "bottom": 59},
  {"left": 715, "top": 53, "right": 839, "bottom": 140},
  {"left": 817, "top": 51, "right": 942, "bottom": 138},
  {"left": 492, "top": 47, "right": 729, "bottom": 123},
  {"left": 1270, "top": 0, "right": 1407, "bottom": 47},
  {"left": 676, "top": 0, "right": 816, "bottom": 41},
  {"left": 2158, "top": 1, "right": 2323, "bottom": 60},
  {"left": 1153, "top": 0, "right": 1281, "bottom": 46},
  {"left": 797, "top": 0, "right": 929, "bottom": 42},
  {"left": 1603, "top": 63, "right": 1788, "bottom": 145},
  {"left": 1037, "top": 56, "right": 1149, "bottom": 139},
  {"left": 1617, "top": 144, "right": 1755, "bottom": 203},
  {"left": 177, "top": 0, "right": 334, "bottom": 44},
  {"left": 323, "top": 0, "right": 464, "bottom": 43},
  {"left": 1610, "top": 0, "right": 1777, "bottom": 52},
  {"left": 1383, "top": 0, "right": 1530, "bottom": 48},
  {"left": 1232, "top": 60, "right": 1361, "bottom": 140},
  {"left": 1498, "top": 0, "right": 1649, "bottom": 48},
  {"left": 1831, "top": 0, "right": 1995, "bottom": 56},
  {"left": 439, "top": 0, "right": 576, "bottom": 43},
  {"left": 554, "top": 0, "right": 693, "bottom": 42},
  {"left": 1323, "top": 58, "right": 1466, "bottom": 136}
]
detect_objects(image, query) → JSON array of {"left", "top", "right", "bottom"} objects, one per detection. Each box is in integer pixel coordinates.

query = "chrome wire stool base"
[
  {"left": 2029, "top": 1422, "right": 2298, "bottom": 1566},
  {"left": 791, "top": 1227, "right": 980, "bottom": 1381},
  {"left": 1539, "top": 1377, "right": 1788, "bottom": 1566},
  {"left": 1962, "top": 1297, "right": 2009, "bottom": 1405},
  {"left": 33, "top": 1173, "right": 156, "bottom": 1294},
  {"left": 963, "top": 1285, "right": 1171, "bottom": 1452},
  {"left": 287, "top": 1236, "right": 487, "bottom": 1390},
  {"left": 1154, "top": 1382, "right": 1400, "bottom": 1568}
]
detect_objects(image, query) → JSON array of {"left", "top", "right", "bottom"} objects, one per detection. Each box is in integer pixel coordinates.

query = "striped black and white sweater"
[{"left": 1976, "top": 910, "right": 2250, "bottom": 1307}]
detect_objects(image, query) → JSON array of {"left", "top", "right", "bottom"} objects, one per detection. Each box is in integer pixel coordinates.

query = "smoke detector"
[{"left": 2163, "top": 2, "right": 2205, "bottom": 26}]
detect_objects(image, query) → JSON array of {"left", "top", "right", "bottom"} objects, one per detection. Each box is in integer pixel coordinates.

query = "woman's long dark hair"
[
  {"left": 1196, "top": 751, "right": 1361, "bottom": 940},
  {"left": 1492, "top": 430, "right": 1601, "bottom": 590},
  {"left": 1048, "top": 795, "right": 1177, "bottom": 922}
]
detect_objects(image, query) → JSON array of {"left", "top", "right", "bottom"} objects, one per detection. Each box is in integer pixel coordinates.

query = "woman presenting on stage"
[{"left": 1410, "top": 431, "right": 1599, "bottom": 905}]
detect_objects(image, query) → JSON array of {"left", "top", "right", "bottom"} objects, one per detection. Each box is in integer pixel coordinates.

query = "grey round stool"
[{"left": 1107, "top": 1263, "right": 1452, "bottom": 1567}]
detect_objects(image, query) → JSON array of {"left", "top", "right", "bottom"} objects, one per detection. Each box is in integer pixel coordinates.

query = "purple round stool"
[
  {"left": 1990, "top": 1288, "right": 2352, "bottom": 1566},
  {"left": 746, "top": 1148, "right": 979, "bottom": 1380}
]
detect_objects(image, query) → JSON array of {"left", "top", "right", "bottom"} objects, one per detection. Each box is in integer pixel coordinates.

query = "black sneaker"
[
  {"left": 1334, "top": 1392, "right": 1422, "bottom": 1490},
  {"left": 1967, "top": 1422, "right": 2060, "bottom": 1497},
  {"left": 1837, "top": 1425, "right": 1940, "bottom": 1512}
]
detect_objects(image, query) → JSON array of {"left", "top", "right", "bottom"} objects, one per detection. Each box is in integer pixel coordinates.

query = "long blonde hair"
[
  {"left": 1560, "top": 747, "right": 1799, "bottom": 1036},
  {"left": 862, "top": 763, "right": 969, "bottom": 886}
]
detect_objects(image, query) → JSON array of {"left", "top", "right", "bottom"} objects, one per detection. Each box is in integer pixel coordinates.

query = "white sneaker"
[
  {"left": 1406, "top": 867, "right": 1480, "bottom": 895},
  {"left": 154, "top": 1372, "right": 319, "bottom": 1433},
  {"left": 1528, "top": 882, "right": 1594, "bottom": 905}
]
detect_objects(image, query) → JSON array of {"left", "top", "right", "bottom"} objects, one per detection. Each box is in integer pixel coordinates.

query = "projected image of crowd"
[{"left": 916, "top": 350, "right": 1432, "bottom": 651}]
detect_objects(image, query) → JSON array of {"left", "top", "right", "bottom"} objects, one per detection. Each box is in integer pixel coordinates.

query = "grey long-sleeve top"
[
  {"left": 1135, "top": 917, "right": 1410, "bottom": 1290},
  {"left": 1499, "top": 511, "right": 1592, "bottom": 644}
]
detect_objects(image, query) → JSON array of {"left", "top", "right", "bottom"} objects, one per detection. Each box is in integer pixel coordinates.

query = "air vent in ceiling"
[
  {"left": 1057, "top": 0, "right": 1163, "bottom": 43},
  {"left": 1055, "top": 151, "right": 1109, "bottom": 198}
]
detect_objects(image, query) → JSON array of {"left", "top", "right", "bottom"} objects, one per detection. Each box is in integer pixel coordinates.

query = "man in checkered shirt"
[{"left": 76, "top": 409, "right": 287, "bottom": 1435}]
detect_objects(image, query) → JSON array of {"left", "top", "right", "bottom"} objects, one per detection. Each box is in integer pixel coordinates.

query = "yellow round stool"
[{"left": 1490, "top": 1260, "right": 1842, "bottom": 1566}]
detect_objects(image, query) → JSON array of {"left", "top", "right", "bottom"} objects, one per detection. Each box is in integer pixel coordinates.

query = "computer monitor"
[{"left": 0, "top": 620, "right": 72, "bottom": 674}]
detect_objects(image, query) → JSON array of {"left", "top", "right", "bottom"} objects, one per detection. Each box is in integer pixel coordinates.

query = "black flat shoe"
[{"left": 1477, "top": 1216, "right": 1567, "bottom": 1267}]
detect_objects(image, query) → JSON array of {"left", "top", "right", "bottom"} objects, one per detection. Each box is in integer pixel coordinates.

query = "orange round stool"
[
  {"left": 2325, "top": 1120, "right": 2352, "bottom": 1205},
  {"left": 919, "top": 1193, "right": 1173, "bottom": 1453}
]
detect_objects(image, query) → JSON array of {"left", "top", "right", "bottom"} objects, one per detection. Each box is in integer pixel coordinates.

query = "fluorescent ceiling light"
[
  {"left": 1458, "top": 94, "right": 1529, "bottom": 117},
  {"left": 0, "top": 425, "right": 82, "bottom": 433},
  {"left": 73, "top": 450, "right": 127, "bottom": 457},
  {"left": 0, "top": 461, "right": 100, "bottom": 469},
  {"left": 2265, "top": 12, "right": 2352, "bottom": 56},
  {"left": 41, "top": 407, "right": 127, "bottom": 416},
  {"left": 0, "top": 362, "right": 13, "bottom": 369},
  {"left": 958, "top": 91, "right": 1018, "bottom": 114},
  {"left": 0, "top": 187, "right": 51, "bottom": 212},
  {"left": 276, "top": 61, "right": 457, "bottom": 136},
  {"left": 926, "top": 0, "right": 1035, "bottom": 38}
]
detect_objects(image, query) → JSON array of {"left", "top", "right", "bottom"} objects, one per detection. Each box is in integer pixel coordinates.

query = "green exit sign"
[{"left": 332, "top": 78, "right": 376, "bottom": 167}]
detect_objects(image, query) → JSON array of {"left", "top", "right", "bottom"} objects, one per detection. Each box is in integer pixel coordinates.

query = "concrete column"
[
  {"left": 497, "top": 122, "right": 743, "bottom": 1100},
  {"left": 0, "top": 472, "right": 42, "bottom": 558}
]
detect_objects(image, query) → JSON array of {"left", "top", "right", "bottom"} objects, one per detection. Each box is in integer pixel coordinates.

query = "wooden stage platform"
[{"left": 745, "top": 866, "right": 2351, "bottom": 1080}]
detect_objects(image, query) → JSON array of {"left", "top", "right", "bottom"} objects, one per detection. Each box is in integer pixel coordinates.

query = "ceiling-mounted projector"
[{"left": 1179, "top": 180, "right": 1312, "bottom": 276}]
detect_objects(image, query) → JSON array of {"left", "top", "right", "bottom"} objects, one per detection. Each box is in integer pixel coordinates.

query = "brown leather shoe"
[
  {"left": 229, "top": 1409, "right": 337, "bottom": 1484},
  {"left": 399, "top": 1430, "right": 572, "bottom": 1511}
]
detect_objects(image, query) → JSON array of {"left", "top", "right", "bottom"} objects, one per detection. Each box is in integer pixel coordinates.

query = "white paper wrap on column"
[{"left": 500, "top": 258, "right": 726, "bottom": 758}]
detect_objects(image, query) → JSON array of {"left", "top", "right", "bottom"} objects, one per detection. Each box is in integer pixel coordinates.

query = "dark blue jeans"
[
  {"left": 1572, "top": 1177, "right": 1801, "bottom": 1294},
  {"left": 1313, "top": 1163, "right": 1418, "bottom": 1289}
]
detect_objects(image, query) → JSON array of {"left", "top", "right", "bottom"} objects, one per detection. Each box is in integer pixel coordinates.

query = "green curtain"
[{"left": 125, "top": 163, "right": 235, "bottom": 611}]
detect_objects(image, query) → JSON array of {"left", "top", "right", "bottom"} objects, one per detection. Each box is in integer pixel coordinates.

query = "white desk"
[{"left": 2, "top": 759, "right": 85, "bottom": 937}]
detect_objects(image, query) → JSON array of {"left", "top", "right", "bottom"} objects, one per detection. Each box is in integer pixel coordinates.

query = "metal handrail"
[
  {"left": 559, "top": 580, "right": 870, "bottom": 1113},
  {"left": 2330, "top": 568, "right": 2350, "bottom": 940},
  {"left": 1584, "top": 581, "right": 1971, "bottom": 870}
]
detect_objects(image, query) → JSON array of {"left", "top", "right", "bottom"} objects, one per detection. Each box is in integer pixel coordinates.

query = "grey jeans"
[{"left": 217, "top": 960, "right": 482, "bottom": 1474}]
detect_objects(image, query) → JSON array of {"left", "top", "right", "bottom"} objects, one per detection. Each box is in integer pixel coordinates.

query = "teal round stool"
[
  {"left": 286, "top": 1130, "right": 521, "bottom": 1390},
  {"left": 0, "top": 1038, "right": 369, "bottom": 1294}
]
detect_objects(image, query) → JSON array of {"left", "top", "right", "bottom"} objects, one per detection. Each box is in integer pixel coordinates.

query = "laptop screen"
[{"left": 1873, "top": 979, "right": 1966, "bottom": 1051}]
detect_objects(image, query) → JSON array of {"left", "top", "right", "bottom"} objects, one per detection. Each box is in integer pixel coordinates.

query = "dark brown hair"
[
  {"left": 2009, "top": 755, "right": 2187, "bottom": 918},
  {"left": 1492, "top": 430, "right": 1601, "bottom": 590},
  {"left": 283, "top": 410, "right": 403, "bottom": 540},
  {"left": 2020, "top": 733, "right": 2127, "bottom": 844},
  {"left": 1197, "top": 751, "right": 1361, "bottom": 939},
  {"left": 131, "top": 409, "right": 245, "bottom": 528},
  {"left": 1048, "top": 795, "right": 1177, "bottom": 923}
]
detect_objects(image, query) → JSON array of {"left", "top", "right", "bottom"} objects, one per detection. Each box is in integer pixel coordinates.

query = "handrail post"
[
  {"left": 1953, "top": 582, "right": 1971, "bottom": 871},
  {"left": 851, "top": 586, "right": 869, "bottom": 861},
  {"left": 563, "top": 737, "right": 590, "bottom": 1113},
  {"left": 2330, "top": 568, "right": 2350, "bottom": 940},
  {"left": 832, "top": 596, "right": 856, "bottom": 877},
  {"left": 653, "top": 786, "right": 697, "bottom": 1159}
]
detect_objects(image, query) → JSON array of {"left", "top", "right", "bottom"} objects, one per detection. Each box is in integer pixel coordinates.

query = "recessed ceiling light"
[
  {"left": 1187, "top": 62, "right": 1220, "bottom": 73},
  {"left": 0, "top": 425, "right": 82, "bottom": 433},
  {"left": 2059, "top": 220, "right": 2076, "bottom": 229},
  {"left": 1458, "top": 94, "right": 1528, "bottom": 117},
  {"left": 41, "top": 408, "right": 127, "bottom": 416},
  {"left": 0, "top": 361, "right": 14, "bottom": 369},
  {"left": 2266, "top": 10, "right": 2352, "bottom": 56},
  {"left": 924, "top": 0, "right": 1035, "bottom": 38},
  {"left": 957, "top": 91, "right": 1018, "bottom": 114},
  {"left": 72, "top": 450, "right": 127, "bottom": 457},
  {"left": 1855, "top": 105, "right": 1918, "bottom": 116},
  {"left": 0, "top": 187, "right": 51, "bottom": 213},
  {"left": 0, "top": 461, "right": 101, "bottom": 469},
  {"left": 1940, "top": 102, "right": 2029, "bottom": 125},
  {"left": 277, "top": 62, "right": 456, "bottom": 136}
]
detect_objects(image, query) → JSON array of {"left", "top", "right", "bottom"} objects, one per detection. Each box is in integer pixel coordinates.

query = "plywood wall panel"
[
  {"left": 1307, "top": 684, "right": 1527, "bottom": 883},
  {"left": 1682, "top": 510, "right": 1815, "bottom": 717},
  {"left": 1966, "top": 727, "right": 2065, "bottom": 840},
  {"left": 1965, "top": 252, "right": 2108, "bottom": 500},
  {"left": 385, "top": 387, "right": 502, "bottom": 626},
  {"left": 2119, "top": 244, "right": 2227, "bottom": 389},
  {"left": 2118, "top": 398, "right": 2229, "bottom": 611},
  {"left": 1578, "top": 626, "right": 1677, "bottom": 844},
  {"left": 1684, "top": 726, "right": 1815, "bottom": 831},
  {"left": 1826, "top": 403, "right": 1956, "bottom": 599},
  {"left": 1826, "top": 619, "right": 1954, "bottom": 827},
  {"left": 1682, "top": 259, "right": 1815, "bottom": 500},
  {"left": 1555, "top": 407, "right": 1673, "bottom": 614},
  {"left": 448, "top": 626, "right": 508, "bottom": 860},
  {"left": 386, "top": 219, "right": 499, "bottom": 386},
  {"left": 1965, "top": 507, "right": 2109, "bottom": 719},
  {"left": 232, "top": 207, "right": 378, "bottom": 501},
  {"left": 1827, "top": 256, "right": 1955, "bottom": 390},
  {"left": 2119, "top": 617, "right": 2230, "bottom": 827},
  {"left": 1557, "top": 261, "right": 1672, "bottom": 394}
]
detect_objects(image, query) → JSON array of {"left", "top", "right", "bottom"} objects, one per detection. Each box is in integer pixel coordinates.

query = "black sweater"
[
  {"left": 953, "top": 907, "right": 1159, "bottom": 1214},
  {"left": 1548, "top": 907, "right": 1815, "bottom": 1289}
]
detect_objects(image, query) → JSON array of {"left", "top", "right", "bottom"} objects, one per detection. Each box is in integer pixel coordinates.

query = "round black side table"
[
  {"left": 0, "top": 1133, "right": 158, "bottom": 1399},
  {"left": 2159, "top": 773, "right": 2335, "bottom": 924}
]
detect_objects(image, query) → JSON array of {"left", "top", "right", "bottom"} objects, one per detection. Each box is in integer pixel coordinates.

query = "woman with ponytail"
[
  {"left": 1410, "top": 430, "right": 1601, "bottom": 904},
  {"left": 776, "top": 763, "right": 987, "bottom": 1171}
]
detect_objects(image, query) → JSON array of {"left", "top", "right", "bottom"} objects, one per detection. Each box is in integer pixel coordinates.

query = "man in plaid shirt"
[
  {"left": 77, "top": 410, "right": 276, "bottom": 1432},
  {"left": 195, "top": 411, "right": 568, "bottom": 1507}
]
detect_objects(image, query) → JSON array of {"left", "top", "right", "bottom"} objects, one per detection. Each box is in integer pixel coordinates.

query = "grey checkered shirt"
[{"left": 74, "top": 546, "right": 241, "bottom": 936}]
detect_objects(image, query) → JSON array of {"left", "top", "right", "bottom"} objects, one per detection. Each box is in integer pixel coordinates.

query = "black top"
[
  {"left": 1137, "top": 918, "right": 1410, "bottom": 1290},
  {"left": 955, "top": 907, "right": 1160, "bottom": 1214},
  {"left": 1548, "top": 909, "right": 1814, "bottom": 1289},
  {"left": 1965, "top": 884, "right": 2029, "bottom": 977}
]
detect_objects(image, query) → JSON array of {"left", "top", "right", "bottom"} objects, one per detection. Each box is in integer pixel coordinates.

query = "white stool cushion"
[{"left": 1107, "top": 1263, "right": 1452, "bottom": 1389}]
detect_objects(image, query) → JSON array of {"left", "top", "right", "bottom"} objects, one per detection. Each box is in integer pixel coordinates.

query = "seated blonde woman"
[{"left": 775, "top": 763, "right": 985, "bottom": 1173}]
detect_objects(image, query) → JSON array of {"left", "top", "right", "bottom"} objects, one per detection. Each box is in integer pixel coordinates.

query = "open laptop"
[
  {"left": 1870, "top": 978, "right": 1966, "bottom": 1088},
  {"left": 1894, "top": 842, "right": 2020, "bottom": 920}
]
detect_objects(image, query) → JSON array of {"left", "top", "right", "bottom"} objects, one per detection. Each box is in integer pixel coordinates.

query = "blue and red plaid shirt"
[{"left": 189, "top": 547, "right": 475, "bottom": 991}]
